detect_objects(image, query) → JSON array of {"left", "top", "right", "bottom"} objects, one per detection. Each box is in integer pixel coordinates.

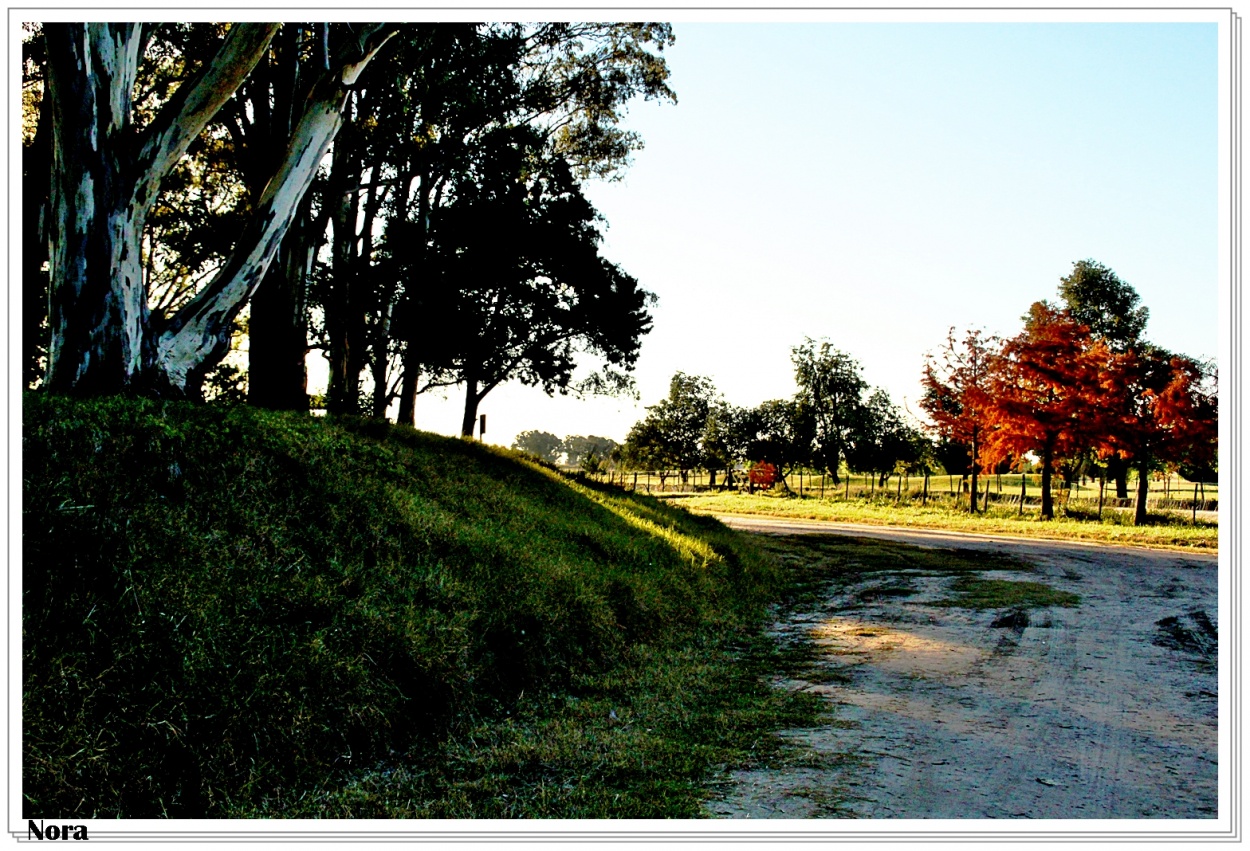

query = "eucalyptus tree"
[
  {"left": 40, "top": 22, "right": 398, "bottom": 397},
  {"left": 22, "top": 24, "right": 50, "bottom": 388},
  {"left": 316, "top": 24, "right": 523, "bottom": 418},
  {"left": 213, "top": 24, "right": 347, "bottom": 411},
  {"left": 343, "top": 22, "right": 676, "bottom": 423}
]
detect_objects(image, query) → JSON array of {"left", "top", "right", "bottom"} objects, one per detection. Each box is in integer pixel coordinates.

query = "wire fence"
[{"left": 583, "top": 468, "right": 1218, "bottom": 513}]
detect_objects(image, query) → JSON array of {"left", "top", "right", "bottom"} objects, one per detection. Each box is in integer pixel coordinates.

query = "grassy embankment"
[
  {"left": 23, "top": 394, "right": 830, "bottom": 819},
  {"left": 675, "top": 490, "right": 1218, "bottom": 552}
]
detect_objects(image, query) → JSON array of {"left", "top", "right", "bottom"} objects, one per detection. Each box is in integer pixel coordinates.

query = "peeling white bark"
[
  {"left": 45, "top": 23, "right": 278, "bottom": 394},
  {"left": 45, "top": 22, "right": 397, "bottom": 396},
  {"left": 155, "top": 26, "right": 399, "bottom": 393},
  {"left": 155, "top": 100, "right": 344, "bottom": 388}
]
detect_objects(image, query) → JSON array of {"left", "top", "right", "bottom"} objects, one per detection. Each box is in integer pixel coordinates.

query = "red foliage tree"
[
  {"left": 1097, "top": 347, "right": 1217, "bottom": 525},
  {"left": 981, "top": 302, "right": 1107, "bottom": 520},
  {"left": 920, "top": 328, "right": 998, "bottom": 513}
]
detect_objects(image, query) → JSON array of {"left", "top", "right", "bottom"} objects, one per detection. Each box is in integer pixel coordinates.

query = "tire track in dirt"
[{"left": 706, "top": 516, "right": 1219, "bottom": 820}]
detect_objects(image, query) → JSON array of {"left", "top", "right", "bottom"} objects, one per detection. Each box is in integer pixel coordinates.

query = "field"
[{"left": 672, "top": 490, "right": 1217, "bottom": 551}]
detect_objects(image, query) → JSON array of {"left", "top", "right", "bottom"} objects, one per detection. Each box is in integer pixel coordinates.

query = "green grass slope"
[{"left": 23, "top": 395, "right": 794, "bottom": 818}]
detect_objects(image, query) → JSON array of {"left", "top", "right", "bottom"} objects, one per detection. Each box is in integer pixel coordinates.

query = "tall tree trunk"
[
  {"left": 969, "top": 430, "right": 980, "bottom": 514},
  {"left": 1108, "top": 455, "right": 1130, "bottom": 500},
  {"left": 44, "top": 23, "right": 151, "bottom": 394},
  {"left": 325, "top": 101, "right": 361, "bottom": 415},
  {"left": 396, "top": 167, "right": 431, "bottom": 427},
  {"left": 44, "top": 23, "right": 398, "bottom": 397},
  {"left": 396, "top": 361, "right": 419, "bottom": 427},
  {"left": 248, "top": 194, "right": 313, "bottom": 410},
  {"left": 246, "top": 26, "right": 312, "bottom": 411},
  {"left": 351, "top": 178, "right": 385, "bottom": 410},
  {"left": 1134, "top": 459, "right": 1151, "bottom": 526},
  {"left": 369, "top": 174, "right": 410, "bottom": 420},
  {"left": 369, "top": 319, "right": 394, "bottom": 419},
  {"left": 1040, "top": 439, "right": 1055, "bottom": 520},
  {"left": 461, "top": 373, "right": 480, "bottom": 438},
  {"left": 23, "top": 85, "right": 52, "bottom": 388}
]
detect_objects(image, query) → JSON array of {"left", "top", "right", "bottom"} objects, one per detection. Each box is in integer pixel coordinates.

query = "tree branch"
[
  {"left": 135, "top": 23, "right": 280, "bottom": 207},
  {"left": 155, "top": 24, "right": 401, "bottom": 392}
]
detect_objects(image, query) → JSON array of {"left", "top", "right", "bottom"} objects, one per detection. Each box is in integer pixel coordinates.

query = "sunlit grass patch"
[{"left": 680, "top": 491, "right": 1217, "bottom": 552}]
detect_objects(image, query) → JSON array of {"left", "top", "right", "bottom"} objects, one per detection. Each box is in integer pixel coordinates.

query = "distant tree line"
[
  {"left": 619, "top": 260, "right": 1217, "bottom": 527},
  {"left": 618, "top": 350, "right": 929, "bottom": 493},
  {"left": 23, "top": 22, "right": 672, "bottom": 435},
  {"left": 511, "top": 431, "right": 620, "bottom": 471}
]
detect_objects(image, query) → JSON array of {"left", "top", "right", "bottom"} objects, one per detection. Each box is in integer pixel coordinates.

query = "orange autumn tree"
[
  {"left": 1098, "top": 346, "right": 1218, "bottom": 525},
  {"left": 982, "top": 302, "right": 1108, "bottom": 520},
  {"left": 920, "top": 328, "right": 998, "bottom": 513}
]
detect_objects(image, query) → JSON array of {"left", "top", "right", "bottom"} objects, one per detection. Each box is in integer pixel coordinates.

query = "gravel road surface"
[{"left": 706, "top": 515, "right": 1219, "bottom": 820}]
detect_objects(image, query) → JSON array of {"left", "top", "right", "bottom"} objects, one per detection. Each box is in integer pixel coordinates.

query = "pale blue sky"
[{"left": 390, "top": 20, "right": 1220, "bottom": 447}]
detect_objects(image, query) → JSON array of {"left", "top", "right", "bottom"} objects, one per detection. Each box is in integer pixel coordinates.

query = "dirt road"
[{"left": 707, "top": 515, "right": 1220, "bottom": 820}]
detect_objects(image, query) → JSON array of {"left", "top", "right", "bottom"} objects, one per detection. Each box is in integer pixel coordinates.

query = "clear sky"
[{"left": 368, "top": 18, "right": 1220, "bottom": 449}]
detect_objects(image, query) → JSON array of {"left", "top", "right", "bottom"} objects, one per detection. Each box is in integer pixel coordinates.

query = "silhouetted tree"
[{"left": 791, "top": 338, "right": 866, "bottom": 485}]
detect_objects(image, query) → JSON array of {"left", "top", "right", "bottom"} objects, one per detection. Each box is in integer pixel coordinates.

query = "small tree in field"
[
  {"left": 846, "top": 388, "right": 920, "bottom": 488},
  {"left": 741, "top": 398, "right": 815, "bottom": 491},
  {"left": 982, "top": 302, "right": 1106, "bottom": 520},
  {"left": 620, "top": 373, "right": 719, "bottom": 483},
  {"left": 920, "top": 328, "right": 997, "bottom": 513}
]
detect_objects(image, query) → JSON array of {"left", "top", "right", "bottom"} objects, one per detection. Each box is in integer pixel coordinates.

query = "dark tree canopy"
[
  {"left": 1057, "top": 259, "right": 1149, "bottom": 351},
  {"left": 27, "top": 21, "right": 672, "bottom": 432},
  {"left": 791, "top": 338, "right": 867, "bottom": 484},
  {"left": 621, "top": 373, "right": 719, "bottom": 475}
]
